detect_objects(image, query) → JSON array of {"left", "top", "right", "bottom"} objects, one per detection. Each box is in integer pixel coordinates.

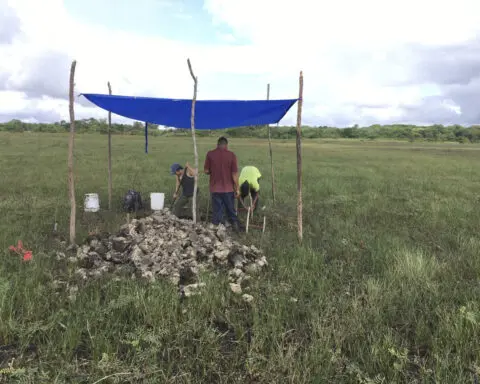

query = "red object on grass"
[{"left": 8, "top": 240, "right": 32, "bottom": 262}]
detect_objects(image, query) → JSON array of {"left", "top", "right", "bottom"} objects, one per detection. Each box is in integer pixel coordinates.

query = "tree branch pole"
[
  {"left": 296, "top": 71, "right": 304, "bottom": 243},
  {"left": 68, "top": 60, "right": 77, "bottom": 245},
  {"left": 107, "top": 81, "right": 113, "bottom": 210},
  {"left": 266, "top": 83, "right": 276, "bottom": 203},
  {"left": 187, "top": 58, "right": 199, "bottom": 224}
]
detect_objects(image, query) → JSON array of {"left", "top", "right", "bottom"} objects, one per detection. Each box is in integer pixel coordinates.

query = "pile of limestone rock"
[{"left": 71, "top": 209, "right": 267, "bottom": 301}]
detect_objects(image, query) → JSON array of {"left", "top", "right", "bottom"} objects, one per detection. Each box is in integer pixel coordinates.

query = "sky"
[{"left": 1, "top": 0, "right": 480, "bottom": 127}]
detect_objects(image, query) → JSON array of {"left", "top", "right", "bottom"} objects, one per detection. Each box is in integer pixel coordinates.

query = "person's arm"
[
  {"left": 232, "top": 154, "right": 240, "bottom": 196},
  {"left": 252, "top": 187, "right": 259, "bottom": 207},
  {"left": 185, "top": 162, "right": 197, "bottom": 176},
  {"left": 173, "top": 175, "right": 181, "bottom": 199},
  {"left": 204, "top": 153, "right": 211, "bottom": 175},
  {"left": 233, "top": 172, "right": 240, "bottom": 196}
]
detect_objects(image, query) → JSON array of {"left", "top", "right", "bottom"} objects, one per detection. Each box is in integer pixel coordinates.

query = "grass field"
[{"left": 1, "top": 132, "right": 480, "bottom": 383}]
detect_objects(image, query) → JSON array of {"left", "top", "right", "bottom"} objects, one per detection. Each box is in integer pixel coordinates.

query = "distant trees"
[{"left": 1, "top": 118, "right": 480, "bottom": 143}]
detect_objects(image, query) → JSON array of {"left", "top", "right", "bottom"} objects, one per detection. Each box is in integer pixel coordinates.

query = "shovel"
[{"left": 170, "top": 195, "right": 178, "bottom": 210}]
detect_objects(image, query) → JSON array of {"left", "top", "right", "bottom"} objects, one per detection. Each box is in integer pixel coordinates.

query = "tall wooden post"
[
  {"left": 296, "top": 71, "right": 304, "bottom": 243},
  {"left": 68, "top": 60, "right": 77, "bottom": 245},
  {"left": 187, "top": 58, "right": 199, "bottom": 224},
  {"left": 107, "top": 82, "right": 113, "bottom": 210},
  {"left": 267, "top": 83, "right": 276, "bottom": 203}
]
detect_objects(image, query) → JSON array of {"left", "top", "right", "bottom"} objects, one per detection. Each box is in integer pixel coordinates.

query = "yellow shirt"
[{"left": 239, "top": 166, "right": 262, "bottom": 191}]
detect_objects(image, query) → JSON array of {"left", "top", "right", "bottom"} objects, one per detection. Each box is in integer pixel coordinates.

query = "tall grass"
[{"left": 0, "top": 133, "right": 479, "bottom": 382}]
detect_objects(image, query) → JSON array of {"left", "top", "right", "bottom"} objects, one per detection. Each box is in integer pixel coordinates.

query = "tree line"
[{"left": 2, "top": 118, "right": 480, "bottom": 143}]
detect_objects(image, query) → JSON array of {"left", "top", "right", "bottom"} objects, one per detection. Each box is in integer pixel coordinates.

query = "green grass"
[{"left": 1, "top": 132, "right": 480, "bottom": 383}]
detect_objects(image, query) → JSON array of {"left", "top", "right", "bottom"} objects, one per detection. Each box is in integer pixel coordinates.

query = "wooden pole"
[
  {"left": 187, "top": 58, "right": 199, "bottom": 224},
  {"left": 267, "top": 83, "right": 276, "bottom": 204},
  {"left": 296, "top": 71, "right": 304, "bottom": 243},
  {"left": 68, "top": 60, "right": 77, "bottom": 245},
  {"left": 107, "top": 81, "right": 113, "bottom": 210}
]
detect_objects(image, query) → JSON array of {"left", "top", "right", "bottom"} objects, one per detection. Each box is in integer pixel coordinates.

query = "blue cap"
[{"left": 170, "top": 163, "right": 183, "bottom": 175}]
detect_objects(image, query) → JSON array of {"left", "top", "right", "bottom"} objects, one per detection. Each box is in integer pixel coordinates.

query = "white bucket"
[
  {"left": 150, "top": 193, "right": 165, "bottom": 210},
  {"left": 84, "top": 193, "right": 100, "bottom": 212}
]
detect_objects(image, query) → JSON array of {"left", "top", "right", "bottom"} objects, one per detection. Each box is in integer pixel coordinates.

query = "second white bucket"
[
  {"left": 150, "top": 193, "right": 165, "bottom": 210},
  {"left": 84, "top": 193, "right": 100, "bottom": 212}
]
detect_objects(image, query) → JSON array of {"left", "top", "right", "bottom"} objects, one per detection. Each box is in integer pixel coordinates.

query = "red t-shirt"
[{"left": 204, "top": 147, "right": 238, "bottom": 193}]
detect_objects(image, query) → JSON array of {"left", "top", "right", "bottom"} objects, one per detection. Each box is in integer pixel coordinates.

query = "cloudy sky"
[{"left": 1, "top": 0, "right": 480, "bottom": 127}]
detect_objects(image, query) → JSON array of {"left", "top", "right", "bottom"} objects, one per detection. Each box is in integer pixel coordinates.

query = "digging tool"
[
  {"left": 236, "top": 195, "right": 249, "bottom": 210},
  {"left": 236, "top": 195, "right": 266, "bottom": 234},
  {"left": 170, "top": 165, "right": 185, "bottom": 210},
  {"left": 170, "top": 194, "right": 179, "bottom": 210}
]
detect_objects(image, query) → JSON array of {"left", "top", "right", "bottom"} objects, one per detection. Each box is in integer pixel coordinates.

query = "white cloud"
[
  {"left": 203, "top": 0, "right": 480, "bottom": 125},
  {"left": 205, "top": 0, "right": 480, "bottom": 47},
  {"left": 217, "top": 33, "right": 236, "bottom": 43},
  {"left": 1, "top": 0, "right": 480, "bottom": 126},
  {"left": 0, "top": 0, "right": 21, "bottom": 43}
]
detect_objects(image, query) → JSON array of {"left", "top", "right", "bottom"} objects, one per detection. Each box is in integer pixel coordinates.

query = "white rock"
[
  {"left": 229, "top": 268, "right": 244, "bottom": 278},
  {"left": 244, "top": 263, "right": 261, "bottom": 275},
  {"left": 230, "top": 253, "right": 246, "bottom": 268},
  {"left": 143, "top": 271, "right": 155, "bottom": 282},
  {"left": 184, "top": 283, "right": 206, "bottom": 297},
  {"left": 75, "top": 269, "right": 88, "bottom": 280},
  {"left": 230, "top": 283, "right": 242, "bottom": 294},
  {"left": 257, "top": 256, "right": 268, "bottom": 267},
  {"left": 130, "top": 246, "right": 144, "bottom": 263},
  {"left": 242, "top": 294, "right": 254, "bottom": 303},
  {"left": 169, "top": 273, "right": 180, "bottom": 285},
  {"left": 214, "top": 249, "right": 230, "bottom": 261}
]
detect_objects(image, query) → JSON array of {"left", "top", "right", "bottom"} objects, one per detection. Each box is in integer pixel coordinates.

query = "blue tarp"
[{"left": 81, "top": 93, "right": 298, "bottom": 130}]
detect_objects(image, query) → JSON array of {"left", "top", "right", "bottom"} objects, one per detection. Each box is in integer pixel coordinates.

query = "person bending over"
[
  {"left": 239, "top": 165, "right": 262, "bottom": 211},
  {"left": 170, "top": 162, "right": 199, "bottom": 219}
]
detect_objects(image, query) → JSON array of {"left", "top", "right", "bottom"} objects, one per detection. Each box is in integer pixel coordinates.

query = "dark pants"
[
  {"left": 240, "top": 181, "right": 259, "bottom": 211},
  {"left": 173, "top": 195, "right": 199, "bottom": 219},
  {"left": 211, "top": 192, "right": 239, "bottom": 226}
]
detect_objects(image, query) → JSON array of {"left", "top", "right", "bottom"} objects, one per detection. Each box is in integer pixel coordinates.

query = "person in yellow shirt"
[{"left": 239, "top": 166, "right": 262, "bottom": 211}]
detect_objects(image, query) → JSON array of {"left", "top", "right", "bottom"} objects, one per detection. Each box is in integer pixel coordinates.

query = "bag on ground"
[{"left": 123, "top": 190, "right": 143, "bottom": 212}]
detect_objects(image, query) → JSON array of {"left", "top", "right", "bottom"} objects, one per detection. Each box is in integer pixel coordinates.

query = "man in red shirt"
[{"left": 204, "top": 136, "right": 241, "bottom": 231}]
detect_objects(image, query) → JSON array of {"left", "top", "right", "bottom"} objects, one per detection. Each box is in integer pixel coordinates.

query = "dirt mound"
[{"left": 71, "top": 210, "right": 267, "bottom": 299}]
